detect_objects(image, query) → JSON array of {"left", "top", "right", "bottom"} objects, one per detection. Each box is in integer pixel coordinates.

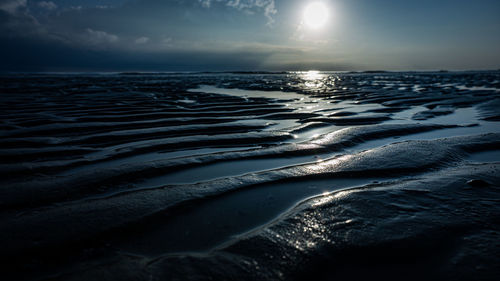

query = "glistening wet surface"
[
  {"left": 115, "top": 177, "right": 379, "bottom": 256},
  {"left": 1, "top": 71, "right": 499, "bottom": 281}
]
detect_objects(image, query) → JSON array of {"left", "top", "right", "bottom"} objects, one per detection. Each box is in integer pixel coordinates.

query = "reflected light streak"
[{"left": 301, "top": 70, "right": 326, "bottom": 88}]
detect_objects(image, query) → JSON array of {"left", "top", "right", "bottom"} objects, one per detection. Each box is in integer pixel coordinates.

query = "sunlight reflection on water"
[{"left": 301, "top": 70, "right": 326, "bottom": 88}]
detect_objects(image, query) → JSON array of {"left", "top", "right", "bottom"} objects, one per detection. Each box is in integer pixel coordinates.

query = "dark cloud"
[
  {"left": 38, "top": 1, "right": 57, "bottom": 10},
  {"left": 0, "top": 0, "right": 299, "bottom": 71},
  {"left": 0, "top": 34, "right": 277, "bottom": 71},
  {"left": 0, "top": 0, "right": 41, "bottom": 37}
]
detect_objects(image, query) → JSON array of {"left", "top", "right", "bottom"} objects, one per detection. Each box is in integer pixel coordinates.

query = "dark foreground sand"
[{"left": 0, "top": 71, "right": 499, "bottom": 280}]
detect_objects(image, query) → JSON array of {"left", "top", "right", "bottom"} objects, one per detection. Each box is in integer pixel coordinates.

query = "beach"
[{"left": 1, "top": 71, "right": 499, "bottom": 280}]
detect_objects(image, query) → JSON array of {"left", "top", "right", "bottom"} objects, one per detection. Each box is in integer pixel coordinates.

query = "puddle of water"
[
  {"left": 467, "top": 150, "right": 500, "bottom": 163},
  {"left": 422, "top": 107, "right": 479, "bottom": 124},
  {"left": 190, "top": 85, "right": 305, "bottom": 100},
  {"left": 179, "top": 99, "right": 196, "bottom": 103},
  {"left": 389, "top": 106, "right": 477, "bottom": 124},
  {"left": 435, "top": 83, "right": 500, "bottom": 92},
  {"left": 336, "top": 100, "right": 386, "bottom": 113},
  {"left": 265, "top": 119, "right": 300, "bottom": 131},
  {"left": 387, "top": 106, "right": 500, "bottom": 141},
  {"left": 139, "top": 154, "right": 331, "bottom": 187},
  {"left": 456, "top": 85, "right": 500, "bottom": 92},
  {"left": 351, "top": 123, "right": 500, "bottom": 152},
  {"left": 291, "top": 125, "right": 342, "bottom": 143},
  {"left": 189, "top": 85, "right": 383, "bottom": 117},
  {"left": 62, "top": 146, "right": 258, "bottom": 176},
  {"left": 114, "top": 177, "right": 380, "bottom": 256}
]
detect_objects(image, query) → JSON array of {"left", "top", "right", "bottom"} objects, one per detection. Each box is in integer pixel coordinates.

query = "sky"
[{"left": 1, "top": 0, "right": 499, "bottom": 71}]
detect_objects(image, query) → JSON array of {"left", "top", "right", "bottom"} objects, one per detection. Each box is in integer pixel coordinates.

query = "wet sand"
[{"left": 0, "top": 71, "right": 499, "bottom": 280}]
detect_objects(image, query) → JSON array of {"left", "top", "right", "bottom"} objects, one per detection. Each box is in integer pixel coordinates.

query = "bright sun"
[{"left": 303, "top": 2, "right": 329, "bottom": 29}]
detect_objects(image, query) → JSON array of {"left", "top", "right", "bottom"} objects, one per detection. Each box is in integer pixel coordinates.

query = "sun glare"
[{"left": 304, "top": 2, "right": 329, "bottom": 29}]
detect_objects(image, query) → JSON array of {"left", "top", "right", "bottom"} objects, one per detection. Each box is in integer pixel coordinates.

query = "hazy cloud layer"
[
  {"left": 38, "top": 1, "right": 57, "bottom": 10},
  {"left": 84, "top": 28, "right": 118, "bottom": 45},
  {"left": 0, "top": 0, "right": 26, "bottom": 14},
  {"left": 198, "top": 0, "right": 276, "bottom": 25},
  {"left": 134, "top": 36, "right": 149, "bottom": 44}
]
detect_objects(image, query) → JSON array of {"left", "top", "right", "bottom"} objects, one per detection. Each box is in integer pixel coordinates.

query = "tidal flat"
[{"left": 1, "top": 71, "right": 499, "bottom": 280}]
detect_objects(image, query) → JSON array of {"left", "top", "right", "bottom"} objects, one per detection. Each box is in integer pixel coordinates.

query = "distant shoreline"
[{"left": 1, "top": 69, "right": 500, "bottom": 76}]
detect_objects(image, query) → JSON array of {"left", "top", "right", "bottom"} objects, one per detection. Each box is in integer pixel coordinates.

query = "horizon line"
[{"left": 2, "top": 69, "right": 500, "bottom": 75}]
